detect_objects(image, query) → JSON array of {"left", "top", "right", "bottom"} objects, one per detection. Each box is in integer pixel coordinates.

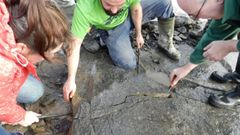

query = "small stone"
[
  {"left": 177, "top": 27, "right": 187, "bottom": 34},
  {"left": 152, "top": 59, "right": 160, "bottom": 64},
  {"left": 175, "top": 16, "right": 193, "bottom": 27},
  {"left": 153, "top": 33, "right": 158, "bottom": 39},
  {"left": 153, "top": 26, "right": 159, "bottom": 34},
  {"left": 146, "top": 34, "right": 150, "bottom": 40},
  {"left": 142, "top": 30, "right": 147, "bottom": 35},
  {"left": 174, "top": 36, "right": 183, "bottom": 42},
  {"left": 99, "top": 38, "right": 105, "bottom": 46},
  {"left": 174, "top": 31, "right": 180, "bottom": 36},
  {"left": 179, "top": 34, "right": 187, "bottom": 40},
  {"left": 30, "top": 124, "right": 37, "bottom": 130}
]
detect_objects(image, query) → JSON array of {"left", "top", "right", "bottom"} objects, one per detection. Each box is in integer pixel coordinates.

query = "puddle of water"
[{"left": 146, "top": 71, "right": 170, "bottom": 86}]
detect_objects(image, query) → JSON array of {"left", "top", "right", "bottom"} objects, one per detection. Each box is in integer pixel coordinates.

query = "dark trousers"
[
  {"left": 236, "top": 53, "right": 240, "bottom": 74},
  {"left": 236, "top": 33, "right": 240, "bottom": 74}
]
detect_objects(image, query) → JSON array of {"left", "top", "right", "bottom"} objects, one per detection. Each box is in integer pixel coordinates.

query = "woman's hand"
[{"left": 18, "top": 111, "right": 41, "bottom": 127}]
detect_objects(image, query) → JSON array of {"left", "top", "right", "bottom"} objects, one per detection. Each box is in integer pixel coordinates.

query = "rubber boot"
[{"left": 158, "top": 17, "right": 181, "bottom": 60}]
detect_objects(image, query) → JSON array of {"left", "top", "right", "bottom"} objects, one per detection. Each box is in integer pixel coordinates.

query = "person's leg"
[
  {"left": 99, "top": 17, "right": 136, "bottom": 70},
  {"left": 141, "top": 0, "right": 180, "bottom": 60},
  {"left": 208, "top": 33, "right": 240, "bottom": 108},
  {"left": 141, "top": 0, "right": 174, "bottom": 23},
  {"left": 0, "top": 126, "right": 10, "bottom": 135},
  {"left": 210, "top": 33, "right": 240, "bottom": 83},
  {"left": 17, "top": 74, "right": 44, "bottom": 104}
]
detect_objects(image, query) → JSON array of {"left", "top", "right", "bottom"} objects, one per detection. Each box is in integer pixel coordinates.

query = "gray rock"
[
  {"left": 177, "top": 27, "right": 187, "bottom": 34},
  {"left": 7, "top": 16, "right": 237, "bottom": 135},
  {"left": 175, "top": 16, "right": 193, "bottom": 27},
  {"left": 152, "top": 59, "right": 160, "bottom": 64},
  {"left": 179, "top": 34, "right": 187, "bottom": 40},
  {"left": 174, "top": 30, "right": 180, "bottom": 36},
  {"left": 71, "top": 43, "right": 239, "bottom": 135},
  {"left": 174, "top": 36, "right": 183, "bottom": 41}
]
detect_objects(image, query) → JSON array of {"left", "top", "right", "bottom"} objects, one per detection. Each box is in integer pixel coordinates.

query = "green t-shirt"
[{"left": 71, "top": 0, "right": 140, "bottom": 39}]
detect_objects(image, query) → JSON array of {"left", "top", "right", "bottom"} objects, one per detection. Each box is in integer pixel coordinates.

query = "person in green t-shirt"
[
  {"left": 63, "top": 0, "right": 181, "bottom": 101},
  {"left": 170, "top": 0, "right": 240, "bottom": 109}
]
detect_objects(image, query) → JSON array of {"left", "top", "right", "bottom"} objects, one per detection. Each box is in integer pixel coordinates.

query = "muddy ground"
[{"left": 5, "top": 16, "right": 239, "bottom": 135}]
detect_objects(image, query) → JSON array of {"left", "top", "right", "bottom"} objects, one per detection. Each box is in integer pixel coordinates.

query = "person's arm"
[
  {"left": 170, "top": 63, "right": 198, "bottom": 86},
  {"left": 170, "top": 40, "right": 239, "bottom": 87},
  {"left": 190, "top": 19, "right": 240, "bottom": 64},
  {"left": 170, "top": 19, "right": 239, "bottom": 86},
  {"left": 130, "top": 3, "right": 144, "bottom": 48},
  {"left": 0, "top": 102, "right": 25, "bottom": 124},
  {"left": 203, "top": 40, "right": 239, "bottom": 61},
  {"left": 0, "top": 99, "right": 40, "bottom": 127},
  {"left": 17, "top": 111, "right": 41, "bottom": 127},
  {"left": 63, "top": 37, "right": 83, "bottom": 101},
  {"left": 63, "top": 0, "right": 91, "bottom": 101}
]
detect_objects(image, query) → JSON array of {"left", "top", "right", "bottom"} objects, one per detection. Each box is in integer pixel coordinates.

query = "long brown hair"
[{"left": 6, "top": 0, "right": 73, "bottom": 60}]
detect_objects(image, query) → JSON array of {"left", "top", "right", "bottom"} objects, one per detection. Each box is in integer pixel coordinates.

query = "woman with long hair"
[{"left": 0, "top": 0, "right": 73, "bottom": 134}]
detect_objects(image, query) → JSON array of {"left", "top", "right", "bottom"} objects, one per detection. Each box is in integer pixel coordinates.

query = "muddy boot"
[
  {"left": 158, "top": 17, "right": 181, "bottom": 60},
  {"left": 210, "top": 71, "right": 240, "bottom": 84},
  {"left": 209, "top": 85, "right": 240, "bottom": 108}
]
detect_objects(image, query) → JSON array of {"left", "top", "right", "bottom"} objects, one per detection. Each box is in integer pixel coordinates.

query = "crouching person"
[{"left": 0, "top": 0, "right": 73, "bottom": 134}]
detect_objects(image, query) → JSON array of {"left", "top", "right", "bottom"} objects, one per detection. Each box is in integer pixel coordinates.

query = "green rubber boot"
[{"left": 158, "top": 17, "right": 181, "bottom": 60}]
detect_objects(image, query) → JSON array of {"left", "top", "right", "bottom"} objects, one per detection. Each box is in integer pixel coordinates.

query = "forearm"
[
  {"left": 131, "top": 4, "right": 142, "bottom": 36},
  {"left": 67, "top": 38, "right": 82, "bottom": 81},
  {"left": 190, "top": 19, "right": 239, "bottom": 64},
  {"left": 170, "top": 62, "right": 198, "bottom": 86},
  {"left": 185, "top": 62, "right": 198, "bottom": 71}
]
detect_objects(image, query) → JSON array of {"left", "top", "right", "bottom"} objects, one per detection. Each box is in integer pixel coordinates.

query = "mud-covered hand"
[
  {"left": 63, "top": 79, "right": 76, "bottom": 101},
  {"left": 136, "top": 34, "right": 144, "bottom": 49},
  {"left": 203, "top": 40, "right": 236, "bottom": 62},
  {"left": 170, "top": 63, "right": 197, "bottom": 86},
  {"left": 18, "top": 111, "right": 41, "bottom": 127}
]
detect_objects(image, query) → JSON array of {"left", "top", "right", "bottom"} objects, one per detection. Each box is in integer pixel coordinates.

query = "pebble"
[
  {"left": 152, "top": 59, "right": 160, "bottom": 64},
  {"left": 174, "top": 36, "right": 183, "bottom": 42},
  {"left": 179, "top": 34, "right": 187, "bottom": 40},
  {"left": 177, "top": 27, "right": 187, "bottom": 34}
]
